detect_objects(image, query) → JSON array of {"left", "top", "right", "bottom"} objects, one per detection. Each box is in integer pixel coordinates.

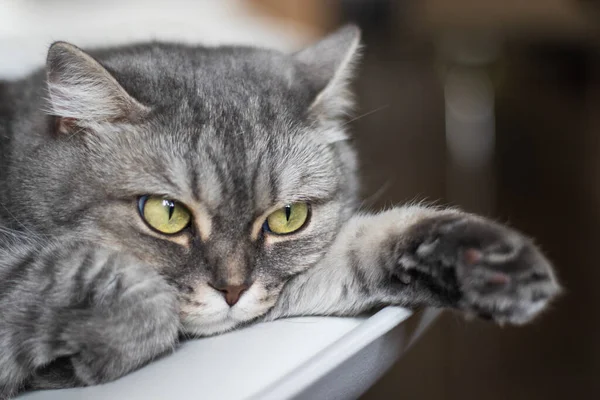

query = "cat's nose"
[{"left": 210, "top": 283, "right": 250, "bottom": 306}]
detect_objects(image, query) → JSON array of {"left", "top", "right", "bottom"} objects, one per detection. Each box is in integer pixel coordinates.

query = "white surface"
[
  {"left": 254, "top": 307, "right": 414, "bottom": 400},
  {"left": 20, "top": 308, "right": 416, "bottom": 400}
]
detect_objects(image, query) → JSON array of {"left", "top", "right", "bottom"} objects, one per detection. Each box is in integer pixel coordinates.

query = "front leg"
[
  {"left": 0, "top": 239, "right": 179, "bottom": 397},
  {"left": 268, "top": 205, "right": 561, "bottom": 325}
]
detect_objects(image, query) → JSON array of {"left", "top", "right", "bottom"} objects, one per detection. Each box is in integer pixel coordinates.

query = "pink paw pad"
[
  {"left": 463, "top": 248, "right": 483, "bottom": 265},
  {"left": 488, "top": 273, "right": 511, "bottom": 285}
]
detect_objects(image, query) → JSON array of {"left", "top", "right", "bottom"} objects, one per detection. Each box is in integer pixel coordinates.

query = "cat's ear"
[
  {"left": 46, "top": 41, "right": 148, "bottom": 133},
  {"left": 294, "top": 25, "right": 361, "bottom": 120}
]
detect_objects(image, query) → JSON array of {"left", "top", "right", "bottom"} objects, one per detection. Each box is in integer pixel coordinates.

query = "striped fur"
[{"left": 0, "top": 26, "right": 560, "bottom": 397}]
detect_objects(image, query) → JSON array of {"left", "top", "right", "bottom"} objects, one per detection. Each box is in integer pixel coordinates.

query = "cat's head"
[{"left": 26, "top": 26, "right": 361, "bottom": 335}]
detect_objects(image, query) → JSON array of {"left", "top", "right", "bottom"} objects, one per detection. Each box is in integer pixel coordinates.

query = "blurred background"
[{"left": 1, "top": 0, "right": 599, "bottom": 398}]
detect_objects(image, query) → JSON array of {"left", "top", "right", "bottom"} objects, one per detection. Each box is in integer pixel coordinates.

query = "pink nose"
[{"left": 211, "top": 284, "right": 250, "bottom": 306}]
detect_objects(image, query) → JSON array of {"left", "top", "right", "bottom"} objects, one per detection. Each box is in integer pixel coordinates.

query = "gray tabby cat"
[{"left": 0, "top": 25, "right": 560, "bottom": 398}]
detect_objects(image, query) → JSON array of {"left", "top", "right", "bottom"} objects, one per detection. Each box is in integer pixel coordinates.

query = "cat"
[{"left": 0, "top": 25, "right": 560, "bottom": 398}]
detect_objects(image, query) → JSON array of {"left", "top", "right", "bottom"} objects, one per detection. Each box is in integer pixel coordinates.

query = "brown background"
[{"left": 253, "top": 0, "right": 600, "bottom": 398}]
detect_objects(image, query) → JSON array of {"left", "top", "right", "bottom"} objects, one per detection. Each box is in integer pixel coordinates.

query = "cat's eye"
[
  {"left": 264, "top": 203, "right": 310, "bottom": 235},
  {"left": 138, "top": 195, "right": 192, "bottom": 235}
]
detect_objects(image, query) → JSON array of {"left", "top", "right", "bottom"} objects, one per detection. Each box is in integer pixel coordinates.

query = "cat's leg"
[
  {"left": 267, "top": 205, "right": 561, "bottom": 324},
  {"left": 0, "top": 239, "right": 179, "bottom": 397}
]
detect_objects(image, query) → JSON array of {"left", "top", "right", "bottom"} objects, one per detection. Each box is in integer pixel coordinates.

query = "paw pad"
[
  {"left": 462, "top": 248, "right": 483, "bottom": 265},
  {"left": 487, "top": 273, "right": 511, "bottom": 285}
]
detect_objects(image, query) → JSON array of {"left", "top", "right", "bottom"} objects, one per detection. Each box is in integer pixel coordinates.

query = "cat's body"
[{"left": 0, "top": 26, "right": 560, "bottom": 398}]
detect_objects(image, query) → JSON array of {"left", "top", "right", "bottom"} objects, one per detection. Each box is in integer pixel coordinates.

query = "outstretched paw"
[{"left": 397, "top": 215, "right": 561, "bottom": 324}]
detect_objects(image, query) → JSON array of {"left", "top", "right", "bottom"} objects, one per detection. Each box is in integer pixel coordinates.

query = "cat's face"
[
  {"left": 25, "top": 26, "right": 360, "bottom": 335},
  {"left": 76, "top": 103, "right": 350, "bottom": 335}
]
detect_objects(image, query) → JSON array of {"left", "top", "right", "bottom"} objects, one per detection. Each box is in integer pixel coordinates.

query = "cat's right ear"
[{"left": 46, "top": 42, "right": 148, "bottom": 133}]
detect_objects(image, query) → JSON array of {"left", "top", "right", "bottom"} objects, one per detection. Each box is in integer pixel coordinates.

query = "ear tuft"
[{"left": 46, "top": 41, "right": 147, "bottom": 132}]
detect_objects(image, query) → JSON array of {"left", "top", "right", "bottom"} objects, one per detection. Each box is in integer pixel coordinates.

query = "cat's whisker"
[
  {"left": 0, "top": 202, "right": 49, "bottom": 241},
  {"left": 178, "top": 326, "right": 193, "bottom": 343},
  {"left": 62, "top": 125, "right": 88, "bottom": 142},
  {"left": 0, "top": 225, "right": 31, "bottom": 238},
  {"left": 341, "top": 104, "right": 390, "bottom": 127},
  {"left": 359, "top": 181, "right": 392, "bottom": 209}
]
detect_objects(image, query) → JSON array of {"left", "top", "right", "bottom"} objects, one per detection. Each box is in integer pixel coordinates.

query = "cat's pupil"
[
  {"left": 285, "top": 205, "right": 291, "bottom": 221},
  {"left": 163, "top": 200, "right": 175, "bottom": 220}
]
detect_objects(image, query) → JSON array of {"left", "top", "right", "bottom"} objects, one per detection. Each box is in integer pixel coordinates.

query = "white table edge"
[{"left": 251, "top": 307, "right": 413, "bottom": 400}]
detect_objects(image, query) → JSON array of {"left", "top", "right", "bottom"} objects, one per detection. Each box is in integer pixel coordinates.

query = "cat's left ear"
[
  {"left": 294, "top": 24, "right": 361, "bottom": 121},
  {"left": 46, "top": 41, "right": 148, "bottom": 133}
]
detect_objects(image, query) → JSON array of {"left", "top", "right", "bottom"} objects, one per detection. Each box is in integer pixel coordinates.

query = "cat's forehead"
[
  {"left": 185, "top": 121, "right": 337, "bottom": 214},
  {"left": 95, "top": 106, "right": 338, "bottom": 220},
  {"left": 99, "top": 44, "right": 315, "bottom": 116}
]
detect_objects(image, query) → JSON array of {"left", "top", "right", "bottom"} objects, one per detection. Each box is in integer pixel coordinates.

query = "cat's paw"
[
  {"left": 50, "top": 251, "right": 180, "bottom": 387},
  {"left": 396, "top": 215, "right": 561, "bottom": 324}
]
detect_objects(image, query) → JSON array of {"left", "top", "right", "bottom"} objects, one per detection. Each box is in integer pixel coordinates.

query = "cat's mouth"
[{"left": 179, "top": 280, "right": 278, "bottom": 336}]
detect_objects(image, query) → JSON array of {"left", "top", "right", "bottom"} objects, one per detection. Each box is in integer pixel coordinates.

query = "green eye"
[
  {"left": 138, "top": 196, "right": 191, "bottom": 235},
  {"left": 265, "top": 203, "right": 310, "bottom": 235}
]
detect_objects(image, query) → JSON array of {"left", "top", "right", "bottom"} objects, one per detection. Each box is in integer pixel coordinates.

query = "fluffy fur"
[{"left": 0, "top": 25, "right": 560, "bottom": 398}]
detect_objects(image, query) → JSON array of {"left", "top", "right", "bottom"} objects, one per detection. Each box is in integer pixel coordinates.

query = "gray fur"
[{"left": 0, "top": 25, "right": 560, "bottom": 398}]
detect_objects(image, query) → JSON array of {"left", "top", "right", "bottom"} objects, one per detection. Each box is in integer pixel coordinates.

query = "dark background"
[
  {"left": 356, "top": 2, "right": 598, "bottom": 399},
  {"left": 254, "top": 0, "right": 600, "bottom": 398}
]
